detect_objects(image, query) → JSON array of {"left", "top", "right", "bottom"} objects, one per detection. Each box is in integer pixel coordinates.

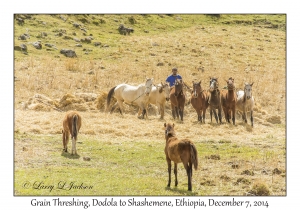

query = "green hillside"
[{"left": 14, "top": 14, "right": 286, "bottom": 61}]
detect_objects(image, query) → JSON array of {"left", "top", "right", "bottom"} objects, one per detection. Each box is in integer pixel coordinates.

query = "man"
[{"left": 166, "top": 67, "right": 182, "bottom": 87}]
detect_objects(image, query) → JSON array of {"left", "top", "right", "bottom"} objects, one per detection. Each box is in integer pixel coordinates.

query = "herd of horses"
[
  {"left": 62, "top": 77, "right": 255, "bottom": 191},
  {"left": 105, "top": 77, "right": 255, "bottom": 126}
]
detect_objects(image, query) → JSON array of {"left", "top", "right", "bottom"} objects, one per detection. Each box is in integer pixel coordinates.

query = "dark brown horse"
[
  {"left": 221, "top": 77, "right": 237, "bottom": 125},
  {"left": 169, "top": 79, "right": 185, "bottom": 121},
  {"left": 62, "top": 110, "right": 82, "bottom": 155},
  {"left": 164, "top": 123, "right": 198, "bottom": 191},
  {"left": 208, "top": 77, "right": 222, "bottom": 124},
  {"left": 190, "top": 81, "right": 209, "bottom": 123}
]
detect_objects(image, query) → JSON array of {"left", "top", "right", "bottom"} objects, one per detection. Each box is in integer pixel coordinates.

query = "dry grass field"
[{"left": 14, "top": 14, "right": 286, "bottom": 196}]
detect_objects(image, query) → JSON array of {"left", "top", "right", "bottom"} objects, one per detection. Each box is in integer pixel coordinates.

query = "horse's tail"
[
  {"left": 72, "top": 114, "right": 78, "bottom": 139},
  {"left": 190, "top": 143, "right": 198, "bottom": 170},
  {"left": 106, "top": 86, "right": 117, "bottom": 110}
]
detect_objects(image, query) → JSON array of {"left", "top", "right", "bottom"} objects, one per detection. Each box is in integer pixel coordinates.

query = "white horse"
[
  {"left": 236, "top": 82, "right": 255, "bottom": 127},
  {"left": 106, "top": 78, "right": 153, "bottom": 119},
  {"left": 145, "top": 82, "right": 170, "bottom": 119}
]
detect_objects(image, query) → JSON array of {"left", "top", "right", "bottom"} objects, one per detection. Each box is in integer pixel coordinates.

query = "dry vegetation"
[{"left": 14, "top": 14, "right": 286, "bottom": 196}]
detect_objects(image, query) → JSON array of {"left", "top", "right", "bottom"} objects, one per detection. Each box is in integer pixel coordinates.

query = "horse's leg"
[
  {"left": 179, "top": 108, "right": 183, "bottom": 121},
  {"left": 203, "top": 108, "right": 206, "bottom": 124},
  {"left": 137, "top": 108, "right": 142, "bottom": 118},
  {"left": 200, "top": 108, "right": 203, "bottom": 123},
  {"left": 218, "top": 107, "right": 222, "bottom": 124},
  {"left": 175, "top": 107, "right": 179, "bottom": 119},
  {"left": 145, "top": 107, "right": 148, "bottom": 119},
  {"left": 191, "top": 162, "right": 193, "bottom": 178},
  {"left": 189, "top": 162, "right": 193, "bottom": 191},
  {"left": 213, "top": 109, "right": 218, "bottom": 123},
  {"left": 145, "top": 103, "right": 150, "bottom": 119},
  {"left": 171, "top": 104, "right": 176, "bottom": 119},
  {"left": 138, "top": 103, "right": 147, "bottom": 119},
  {"left": 71, "top": 137, "right": 76, "bottom": 155},
  {"left": 183, "top": 162, "right": 192, "bottom": 191},
  {"left": 156, "top": 102, "right": 161, "bottom": 115},
  {"left": 241, "top": 112, "right": 245, "bottom": 121},
  {"left": 166, "top": 157, "right": 172, "bottom": 187},
  {"left": 196, "top": 109, "right": 201, "bottom": 122},
  {"left": 250, "top": 110, "right": 253, "bottom": 127},
  {"left": 117, "top": 100, "right": 125, "bottom": 115},
  {"left": 242, "top": 107, "right": 247, "bottom": 124},
  {"left": 171, "top": 109, "right": 176, "bottom": 119},
  {"left": 232, "top": 108, "right": 236, "bottom": 125},
  {"left": 188, "top": 163, "right": 192, "bottom": 191},
  {"left": 142, "top": 108, "right": 147, "bottom": 119},
  {"left": 210, "top": 108, "right": 213, "bottom": 123},
  {"left": 64, "top": 131, "right": 70, "bottom": 152},
  {"left": 174, "top": 163, "right": 178, "bottom": 187},
  {"left": 72, "top": 135, "right": 77, "bottom": 155},
  {"left": 160, "top": 104, "right": 165, "bottom": 119},
  {"left": 110, "top": 102, "right": 119, "bottom": 114},
  {"left": 62, "top": 131, "right": 67, "bottom": 152},
  {"left": 74, "top": 136, "right": 78, "bottom": 155},
  {"left": 182, "top": 104, "right": 185, "bottom": 121},
  {"left": 227, "top": 109, "right": 231, "bottom": 123},
  {"left": 225, "top": 109, "right": 229, "bottom": 123}
]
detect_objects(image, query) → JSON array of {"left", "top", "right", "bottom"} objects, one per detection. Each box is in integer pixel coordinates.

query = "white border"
[{"left": 4, "top": 1, "right": 298, "bottom": 209}]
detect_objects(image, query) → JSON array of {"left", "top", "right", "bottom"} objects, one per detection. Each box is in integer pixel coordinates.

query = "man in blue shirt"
[{"left": 166, "top": 67, "right": 182, "bottom": 87}]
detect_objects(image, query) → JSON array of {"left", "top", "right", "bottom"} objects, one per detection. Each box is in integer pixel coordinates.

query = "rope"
[{"left": 130, "top": 92, "right": 145, "bottom": 105}]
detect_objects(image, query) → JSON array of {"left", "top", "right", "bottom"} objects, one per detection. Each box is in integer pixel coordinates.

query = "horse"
[
  {"left": 208, "top": 77, "right": 222, "bottom": 124},
  {"left": 62, "top": 110, "right": 82, "bottom": 155},
  {"left": 164, "top": 123, "right": 198, "bottom": 191},
  {"left": 236, "top": 82, "right": 255, "bottom": 127},
  {"left": 146, "top": 82, "right": 170, "bottom": 119},
  {"left": 106, "top": 78, "right": 153, "bottom": 119},
  {"left": 221, "top": 77, "right": 237, "bottom": 125},
  {"left": 190, "top": 81, "right": 209, "bottom": 123},
  {"left": 169, "top": 79, "right": 186, "bottom": 121}
]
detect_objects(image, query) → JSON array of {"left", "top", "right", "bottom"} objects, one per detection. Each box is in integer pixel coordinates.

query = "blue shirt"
[{"left": 166, "top": 74, "right": 182, "bottom": 87}]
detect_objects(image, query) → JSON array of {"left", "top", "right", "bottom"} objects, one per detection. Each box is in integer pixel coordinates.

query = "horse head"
[
  {"left": 244, "top": 82, "right": 254, "bottom": 100},
  {"left": 174, "top": 79, "right": 183, "bottom": 97},
  {"left": 164, "top": 122, "right": 175, "bottom": 137},
  {"left": 226, "top": 77, "right": 235, "bottom": 90},
  {"left": 209, "top": 77, "right": 218, "bottom": 92},
  {"left": 145, "top": 78, "right": 153, "bottom": 96},
  {"left": 192, "top": 81, "right": 202, "bottom": 98},
  {"left": 161, "top": 82, "right": 170, "bottom": 101}
]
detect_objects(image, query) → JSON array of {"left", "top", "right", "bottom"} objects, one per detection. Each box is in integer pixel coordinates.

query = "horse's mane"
[{"left": 167, "top": 131, "right": 176, "bottom": 137}]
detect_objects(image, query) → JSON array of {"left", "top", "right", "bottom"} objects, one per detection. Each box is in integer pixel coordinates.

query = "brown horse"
[
  {"left": 190, "top": 81, "right": 209, "bottom": 123},
  {"left": 221, "top": 77, "right": 237, "bottom": 125},
  {"left": 208, "top": 77, "right": 222, "bottom": 124},
  {"left": 164, "top": 123, "right": 198, "bottom": 191},
  {"left": 62, "top": 110, "right": 82, "bottom": 155},
  {"left": 169, "top": 79, "right": 185, "bottom": 121}
]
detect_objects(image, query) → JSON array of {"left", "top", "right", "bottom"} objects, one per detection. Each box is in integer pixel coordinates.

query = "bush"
[{"left": 249, "top": 182, "right": 270, "bottom": 196}]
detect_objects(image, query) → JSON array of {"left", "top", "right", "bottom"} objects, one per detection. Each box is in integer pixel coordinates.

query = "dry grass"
[{"left": 14, "top": 15, "right": 286, "bottom": 195}]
